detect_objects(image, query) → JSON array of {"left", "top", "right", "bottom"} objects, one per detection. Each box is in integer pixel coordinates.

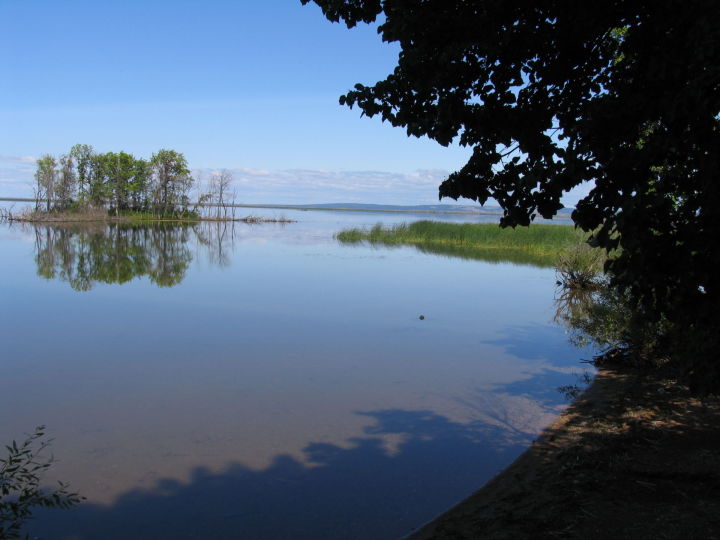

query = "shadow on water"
[
  {"left": 479, "top": 324, "right": 597, "bottom": 408},
  {"left": 481, "top": 323, "right": 588, "bottom": 363},
  {"left": 28, "top": 221, "right": 236, "bottom": 290},
  {"left": 489, "top": 368, "right": 584, "bottom": 409},
  {"left": 30, "top": 409, "right": 533, "bottom": 540}
]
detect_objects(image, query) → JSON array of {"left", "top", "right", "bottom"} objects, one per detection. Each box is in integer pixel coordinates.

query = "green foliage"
[
  {"left": 99, "top": 151, "right": 141, "bottom": 213},
  {"left": 120, "top": 208, "right": 201, "bottom": 222},
  {"left": 337, "top": 220, "right": 583, "bottom": 267},
  {"left": 34, "top": 155, "right": 57, "bottom": 213},
  {"left": 55, "top": 154, "right": 76, "bottom": 210},
  {"left": 0, "top": 427, "right": 83, "bottom": 539},
  {"left": 555, "top": 240, "right": 607, "bottom": 290},
  {"left": 70, "top": 144, "right": 94, "bottom": 201},
  {"left": 556, "top": 283, "right": 634, "bottom": 352},
  {"left": 554, "top": 276, "right": 678, "bottom": 390},
  {"left": 150, "top": 149, "right": 193, "bottom": 216},
  {"left": 33, "top": 145, "right": 195, "bottom": 218},
  {"left": 308, "top": 0, "right": 720, "bottom": 392}
]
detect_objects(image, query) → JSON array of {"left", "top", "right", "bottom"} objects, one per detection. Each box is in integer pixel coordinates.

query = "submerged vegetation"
[{"left": 337, "top": 221, "right": 586, "bottom": 267}]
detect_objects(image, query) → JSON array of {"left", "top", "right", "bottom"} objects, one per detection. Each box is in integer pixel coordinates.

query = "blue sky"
[{"left": 0, "top": 0, "right": 590, "bottom": 205}]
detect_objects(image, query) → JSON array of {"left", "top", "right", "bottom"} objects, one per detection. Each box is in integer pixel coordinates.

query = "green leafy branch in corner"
[{"left": 0, "top": 426, "right": 84, "bottom": 539}]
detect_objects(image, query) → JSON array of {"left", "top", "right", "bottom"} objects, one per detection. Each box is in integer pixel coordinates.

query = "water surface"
[{"left": 0, "top": 210, "right": 587, "bottom": 539}]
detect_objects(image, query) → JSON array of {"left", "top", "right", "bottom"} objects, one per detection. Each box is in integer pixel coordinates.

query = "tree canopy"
[
  {"left": 33, "top": 145, "right": 195, "bottom": 217},
  {"left": 304, "top": 0, "right": 720, "bottom": 390}
]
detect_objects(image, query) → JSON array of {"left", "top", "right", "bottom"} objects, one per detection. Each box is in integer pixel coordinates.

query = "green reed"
[{"left": 336, "top": 221, "right": 586, "bottom": 267}]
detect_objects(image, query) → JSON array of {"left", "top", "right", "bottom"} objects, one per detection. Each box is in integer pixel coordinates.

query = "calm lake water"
[{"left": 0, "top": 209, "right": 588, "bottom": 539}]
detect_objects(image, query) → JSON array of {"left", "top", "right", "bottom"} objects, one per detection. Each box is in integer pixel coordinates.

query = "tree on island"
[
  {"left": 149, "top": 149, "right": 194, "bottom": 216},
  {"left": 69, "top": 143, "right": 94, "bottom": 201},
  {"left": 32, "top": 146, "right": 196, "bottom": 218},
  {"left": 34, "top": 155, "right": 57, "bottom": 213},
  {"left": 304, "top": 0, "right": 720, "bottom": 391}
]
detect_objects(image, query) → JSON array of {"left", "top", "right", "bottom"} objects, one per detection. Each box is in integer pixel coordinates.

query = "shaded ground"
[{"left": 411, "top": 368, "right": 720, "bottom": 539}]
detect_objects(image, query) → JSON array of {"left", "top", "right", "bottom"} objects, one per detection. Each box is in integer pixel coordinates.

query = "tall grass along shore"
[{"left": 336, "top": 221, "right": 586, "bottom": 267}]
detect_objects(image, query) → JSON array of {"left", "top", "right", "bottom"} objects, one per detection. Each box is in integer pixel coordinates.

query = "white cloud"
[
  {"left": 562, "top": 181, "right": 595, "bottom": 207},
  {"left": 0, "top": 162, "right": 35, "bottom": 198},
  {"left": 0, "top": 155, "right": 36, "bottom": 164},
  {"left": 192, "top": 167, "right": 455, "bottom": 205},
  {"left": 192, "top": 166, "right": 591, "bottom": 209},
  {"left": 2, "top": 160, "right": 586, "bottom": 209}
]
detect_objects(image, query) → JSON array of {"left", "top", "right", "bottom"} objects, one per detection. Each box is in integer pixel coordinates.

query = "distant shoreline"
[
  {"left": 0, "top": 198, "right": 576, "bottom": 219},
  {"left": 0, "top": 197, "right": 502, "bottom": 215},
  {"left": 223, "top": 204, "right": 506, "bottom": 216}
]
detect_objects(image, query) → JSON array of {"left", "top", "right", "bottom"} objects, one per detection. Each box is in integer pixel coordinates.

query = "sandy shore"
[{"left": 408, "top": 368, "right": 720, "bottom": 539}]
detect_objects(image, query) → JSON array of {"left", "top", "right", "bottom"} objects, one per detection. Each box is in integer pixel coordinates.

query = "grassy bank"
[{"left": 337, "top": 221, "right": 585, "bottom": 267}]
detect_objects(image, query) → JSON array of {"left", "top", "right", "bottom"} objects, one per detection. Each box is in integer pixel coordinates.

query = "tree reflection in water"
[{"left": 31, "top": 222, "right": 235, "bottom": 290}]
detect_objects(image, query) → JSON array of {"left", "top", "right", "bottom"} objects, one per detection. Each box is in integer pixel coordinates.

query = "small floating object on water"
[{"left": 418, "top": 315, "right": 425, "bottom": 320}]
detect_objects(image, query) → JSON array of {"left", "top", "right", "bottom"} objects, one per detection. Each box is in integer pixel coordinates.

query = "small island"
[{"left": 6, "top": 144, "right": 293, "bottom": 224}]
